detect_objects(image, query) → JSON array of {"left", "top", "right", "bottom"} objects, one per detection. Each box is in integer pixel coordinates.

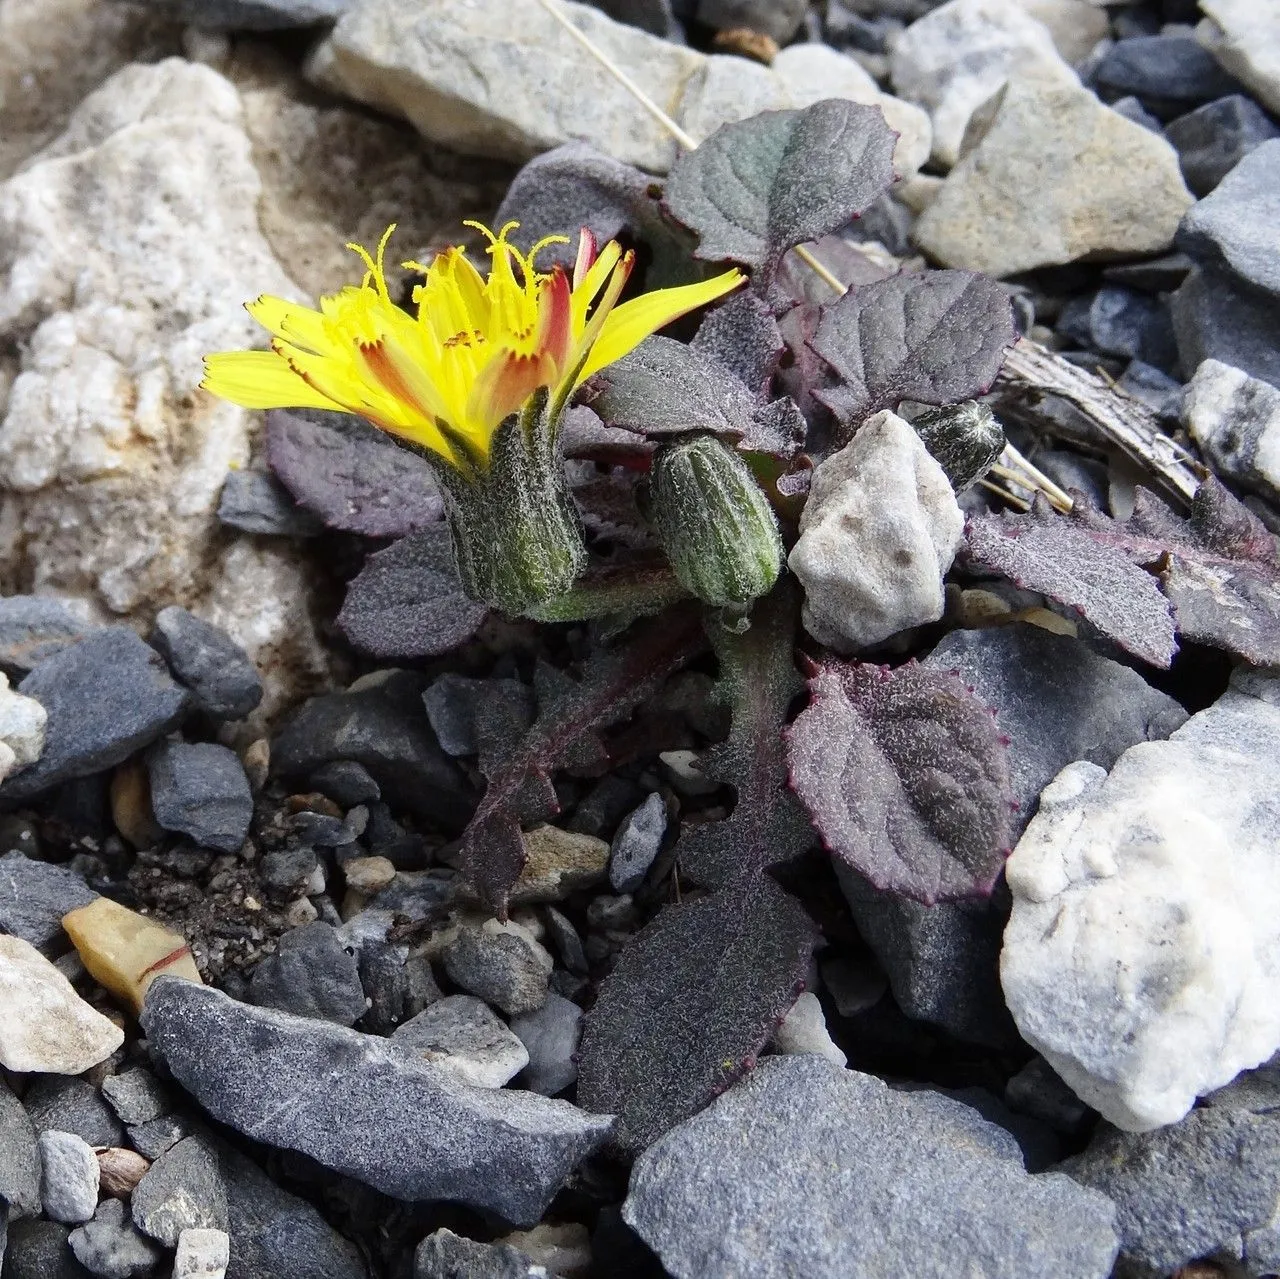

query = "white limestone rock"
[
  {"left": 1199, "top": 0, "right": 1280, "bottom": 117},
  {"left": 915, "top": 78, "right": 1193, "bottom": 277},
  {"left": 1001, "top": 670, "right": 1280, "bottom": 1132},
  {"left": 0, "top": 934, "right": 125, "bottom": 1074},
  {"left": 1014, "top": 0, "right": 1108, "bottom": 66},
  {"left": 771, "top": 992, "right": 847, "bottom": 1068},
  {"left": 0, "top": 671, "right": 46, "bottom": 784},
  {"left": 390, "top": 995, "right": 530, "bottom": 1089},
  {"left": 889, "top": 0, "right": 1077, "bottom": 169},
  {"left": 788, "top": 411, "right": 964, "bottom": 653},
  {"left": 311, "top": 0, "right": 931, "bottom": 177},
  {"left": 1184, "top": 359, "right": 1280, "bottom": 506}
]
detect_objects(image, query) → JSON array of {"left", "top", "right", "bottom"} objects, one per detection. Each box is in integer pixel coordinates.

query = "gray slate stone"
[
  {"left": 1165, "top": 95, "right": 1280, "bottom": 197},
  {"left": 0, "top": 1079, "right": 41, "bottom": 1217},
  {"left": 272, "top": 671, "right": 470, "bottom": 828},
  {"left": 924, "top": 624, "right": 1189, "bottom": 833},
  {"left": 150, "top": 607, "right": 263, "bottom": 721},
  {"left": 308, "top": 759, "right": 380, "bottom": 806},
  {"left": 131, "top": 1136, "right": 228, "bottom": 1249},
  {"left": 1172, "top": 263, "right": 1280, "bottom": 390},
  {"left": 1092, "top": 35, "right": 1239, "bottom": 119},
  {"left": 218, "top": 1143, "right": 367, "bottom": 1279},
  {"left": 249, "top": 921, "right": 367, "bottom": 1026},
  {"left": 1179, "top": 138, "right": 1280, "bottom": 300},
  {"left": 422, "top": 674, "right": 534, "bottom": 758},
  {"left": 147, "top": 741, "right": 253, "bottom": 854},
  {"left": 69, "top": 1199, "right": 163, "bottom": 1279},
  {"left": 1064, "top": 1104, "right": 1280, "bottom": 1277},
  {"left": 217, "top": 469, "right": 323, "bottom": 538},
  {"left": 2, "top": 629, "right": 188, "bottom": 799},
  {"left": 414, "top": 1229, "right": 548, "bottom": 1278},
  {"left": 23, "top": 1077, "right": 125, "bottom": 1148},
  {"left": 441, "top": 919, "right": 553, "bottom": 1017},
  {"left": 836, "top": 863, "right": 1018, "bottom": 1048},
  {"left": 390, "top": 995, "right": 529, "bottom": 1089},
  {"left": 100, "top": 1070, "right": 171, "bottom": 1127},
  {"left": 608, "top": 793, "right": 666, "bottom": 893},
  {"left": 141, "top": 979, "right": 614, "bottom": 1225},
  {"left": 510, "top": 993, "right": 584, "bottom": 1097},
  {"left": 0, "top": 850, "right": 96, "bottom": 951},
  {"left": 38, "top": 1131, "right": 100, "bottom": 1225},
  {"left": 126, "top": 1115, "right": 192, "bottom": 1161},
  {"left": 624, "top": 1056, "right": 1119, "bottom": 1279},
  {"left": 130, "top": 0, "right": 349, "bottom": 30},
  {"left": 3, "top": 1220, "right": 93, "bottom": 1279},
  {"left": 0, "top": 597, "right": 95, "bottom": 678}
]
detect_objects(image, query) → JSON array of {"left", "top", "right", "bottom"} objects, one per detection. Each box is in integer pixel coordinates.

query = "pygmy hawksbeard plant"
[{"left": 203, "top": 221, "right": 743, "bottom": 614}]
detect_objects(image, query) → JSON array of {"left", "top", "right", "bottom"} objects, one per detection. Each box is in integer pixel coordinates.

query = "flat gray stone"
[
  {"left": 128, "top": 0, "right": 348, "bottom": 29},
  {"left": 69, "top": 1198, "right": 163, "bottom": 1279},
  {"left": 1179, "top": 139, "right": 1280, "bottom": 301},
  {"left": 131, "top": 1136, "right": 228, "bottom": 1249},
  {"left": 1064, "top": 1103, "right": 1280, "bottom": 1277},
  {"left": 3, "top": 1219, "right": 94, "bottom": 1279},
  {"left": 608, "top": 793, "right": 666, "bottom": 893},
  {"left": 0, "top": 1079, "right": 41, "bottom": 1217},
  {"left": 510, "top": 993, "right": 583, "bottom": 1097},
  {"left": 624, "top": 1055, "right": 1119, "bottom": 1279},
  {"left": 1172, "top": 264, "right": 1280, "bottom": 392},
  {"left": 38, "top": 1130, "right": 100, "bottom": 1225},
  {"left": 0, "top": 850, "right": 96, "bottom": 951},
  {"left": 141, "top": 979, "right": 614, "bottom": 1225},
  {"left": 147, "top": 741, "right": 253, "bottom": 855},
  {"left": 150, "top": 607, "right": 263, "bottom": 721},
  {"left": 0, "top": 597, "right": 95, "bottom": 678},
  {"left": 24, "top": 1077, "right": 124, "bottom": 1148},
  {"left": 1164, "top": 95, "right": 1280, "bottom": 198},
  {"left": 217, "top": 469, "right": 323, "bottom": 538},
  {"left": 2, "top": 629, "right": 188, "bottom": 799},
  {"left": 414, "top": 1229, "right": 546, "bottom": 1279},
  {"left": 923, "top": 624, "right": 1189, "bottom": 835},
  {"left": 248, "top": 921, "right": 367, "bottom": 1027},
  {"left": 441, "top": 918, "right": 553, "bottom": 1017},
  {"left": 1184, "top": 357, "right": 1280, "bottom": 505},
  {"left": 100, "top": 1070, "right": 171, "bottom": 1127}
]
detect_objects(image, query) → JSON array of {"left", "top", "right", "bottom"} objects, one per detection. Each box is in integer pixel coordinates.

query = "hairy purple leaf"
[
  {"left": 495, "top": 141, "right": 668, "bottom": 270},
  {"left": 571, "top": 471, "right": 656, "bottom": 549},
  {"left": 964, "top": 508, "right": 1178, "bottom": 668},
  {"left": 559, "top": 404, "right": 652, "bottom": 467},
  {"left": 963, "top": 480, "right": 1280, "bottom": 668},
  {"left": 592, "top": 336, "right": 803, "bottom": 458},
  {"left": 336, "top": 526, "right": 488, "bottom": 659},
  {"left": 788, "top": 659, "right": 1015, "bottom": 904},
  {"left": 677, "top": 587, "right": 814, "bottom": 889},
  {"left": 810, "top": 271, "right": 1016, "bottom": 440},
  {"left": 691, "top": 292, "right": 785, "bottom": 395},
  {"left": 460, "top": 607, "right": 707, "bottom": 913},
  {"left": 576, "top": 878, "right": 816, "bottom": 1155},
  {"left": 663, "top": 100, "right": 896, "bottom": 287},
  {"left": 266, "top": 409, "right": 443, "bottom": 538}
]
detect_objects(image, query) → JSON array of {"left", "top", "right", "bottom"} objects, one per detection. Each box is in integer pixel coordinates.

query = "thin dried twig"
[{"left": 996, "top": 339, "right": 1203, "bottom": 504}]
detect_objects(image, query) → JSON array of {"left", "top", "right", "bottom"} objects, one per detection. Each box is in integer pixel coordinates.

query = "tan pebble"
[
  {"left": 286, "top": 792, "right": 343, "bottom": 818},
  {"left": 96, "top": 1146, "right": 150, "bottom": 1198},
  {"left": 62, "top": 898, "right": 202, "bottom": 1014},
  {"left": 241, "top": 738, "right": 270, "bottom": 793},
  {"left": 110, "top": 759, "right": 163, "bottom": 849},
  {"left": 342, "top": 855, "right": 396, "bottom": 894},
  {"left": 506, "top": 825, "right": 609, "bottom": 905},
  {"left": 710, "top": 26, "right": 778, "bottom": 64}
]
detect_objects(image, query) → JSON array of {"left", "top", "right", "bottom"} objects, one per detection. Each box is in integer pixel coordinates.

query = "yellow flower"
[{"left": 202, "top": 220, "right": 744, "bottom": 472}]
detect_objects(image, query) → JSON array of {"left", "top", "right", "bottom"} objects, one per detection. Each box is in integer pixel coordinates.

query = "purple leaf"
[
  {"left": 788, "top": 659, "right": 1015, "bottom": 905},
  {"left": 964, "top": 479, "right": 1280, "bottom": 668},
  {"left": 691, "top": 292, "right": 785, "bottom": 395},
  {"left": 663, "top": 100, "right": 897, "bottom": 287},
  {"left": 494, "top": 141, "right": 669, "bottom": 270},
  {"left": 809, "top": 271, "right": 1016, "bottom": 439},
  {"left": 336, "top": 526, "right": 488, "bottom": 660},
  {"left": 459, "top": 607, "right": 708, "bottom": 913},
  {"left": 266, "top": 409, "right": 443, "bottom": 538},
  {"left": 592, "top": 336, "right": 804, "bottom": 458},
  {"left": 571, "top": 471, "right": 657, "bottom": 550},
  {"left": 576, "top": 878, "right": 816, "bottom": 1155},
  {"left": 964, "top": 506, "right": 1178, "bottom": 668}
]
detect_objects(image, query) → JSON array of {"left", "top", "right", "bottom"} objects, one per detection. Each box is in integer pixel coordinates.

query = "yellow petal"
[
  {"left": 578, "top": 268, "right": 746, "bottom": 383},
  {"left": 246, "top": 295, "right": 336, "bottom": 357},
  {"left": 200, "top": 350, "right": 347, "bottom": 412}
]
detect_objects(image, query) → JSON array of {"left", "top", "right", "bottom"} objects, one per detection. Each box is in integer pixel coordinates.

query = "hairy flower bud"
[{"left": 648, "top": 433, "right": 784, "bottom": 608}]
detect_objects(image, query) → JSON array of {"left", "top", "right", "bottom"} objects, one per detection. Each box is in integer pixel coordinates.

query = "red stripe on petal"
[
  {"left": 536, "top": 267, "right": 573, "bottom": 375},
  {"left": 468, "top": 349, "right": 554, "bottom": 432},
  {"left": 573, "top": 228, "right": 598, "bottom": 292}
]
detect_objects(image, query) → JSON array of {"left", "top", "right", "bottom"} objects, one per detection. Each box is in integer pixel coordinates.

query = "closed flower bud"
[{"left": 648, "top": 433, "right": 784, "bottom": 608}]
